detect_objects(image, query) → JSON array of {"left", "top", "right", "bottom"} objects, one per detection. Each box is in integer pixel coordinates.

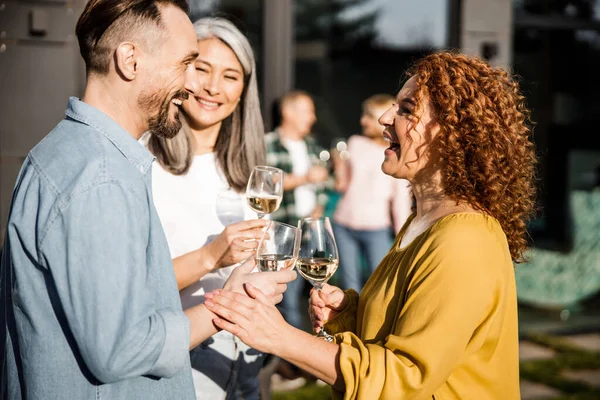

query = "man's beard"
[{"left": 138, "top": 88, "right": 189, "bottom": 139}]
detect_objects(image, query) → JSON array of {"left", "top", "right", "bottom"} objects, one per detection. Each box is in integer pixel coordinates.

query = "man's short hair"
[
  {"left": 76, "top": 0, "right": 189, "bottom": 75},
  {"left": 279, "top": 90, "right": 313, "bottom": 113}
]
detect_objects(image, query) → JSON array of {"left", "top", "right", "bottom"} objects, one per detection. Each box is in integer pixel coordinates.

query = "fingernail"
[
  {"left": 205, "top": 293, "right": 213, "bottom": 299},
  {"left": 205, "top": 299, "right": 214, "bottom": 307}
]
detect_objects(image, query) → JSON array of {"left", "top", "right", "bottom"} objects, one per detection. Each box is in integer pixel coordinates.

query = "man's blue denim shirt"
[{"left": 1, "top": 98, "right": 194, "bottom": 399}]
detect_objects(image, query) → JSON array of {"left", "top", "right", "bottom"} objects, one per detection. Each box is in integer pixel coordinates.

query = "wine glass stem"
[{"left": 315, "top": 287, "right": 334, "bottom": 342}]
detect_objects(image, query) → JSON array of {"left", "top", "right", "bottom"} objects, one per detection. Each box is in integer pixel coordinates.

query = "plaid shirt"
[{"left": 265, "top": 130, "right": 330, "bottom": 226}]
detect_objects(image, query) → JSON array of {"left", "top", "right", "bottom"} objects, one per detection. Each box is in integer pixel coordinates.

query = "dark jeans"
[
  {"left": 277, "top": 274, "right": 306, "bottom": 330},
  {"left": 333, "top": 222, "right": 394, "bottom": 292}
]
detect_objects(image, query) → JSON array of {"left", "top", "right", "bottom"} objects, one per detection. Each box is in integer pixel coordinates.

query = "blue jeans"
[
  {"left": 190, "top": 330, "right": 265, "bottom": 400},
  {"left": 277, "top": 275, "right": 305, "bottom": 330},
  {"left": 333, "top": 223, "right": 394, "bottom": 292}
]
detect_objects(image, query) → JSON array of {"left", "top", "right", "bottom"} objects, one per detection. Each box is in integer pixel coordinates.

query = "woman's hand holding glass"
[
  {"left": 204, "top": 219, "right": 268, "bottom": 270},
  {"left": 308, "top": 284, "right": 348, "bottom": 333}
]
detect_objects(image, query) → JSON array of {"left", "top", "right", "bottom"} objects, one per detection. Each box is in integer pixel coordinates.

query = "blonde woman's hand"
[
  {"left": 205, "top": 219, "right": 267, "bottom": 270},
  {"left": 308, "top": 284, "right": 348, "bottom": 333}
]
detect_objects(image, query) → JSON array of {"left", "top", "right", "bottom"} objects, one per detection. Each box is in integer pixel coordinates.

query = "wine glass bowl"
[
  {"left": 295, "top": 256, "right": 338, "bottom": 290},
  {"left": 255, "top": 221, "right": 301, "bottom": 272},
  {"left": 246, "top": 166, "right": 284, "bottom": 218},
  {"left": 297, "top": 217, "right": 339, "bottom": 342},
  {"left": 215, "top": 188, "right": 245, "bottom": 226}
]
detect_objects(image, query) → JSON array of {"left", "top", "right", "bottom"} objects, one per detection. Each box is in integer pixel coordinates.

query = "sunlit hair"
[
  {"left": 76, "top": 0, "right": 188, "bottom": 75},
  {"left": 279, "top": 90, "right": 312, "bottom": 113},
  {"left": 362, "top": 93, "right": 395, "bottom": 112},
  {"left": 408, "top": 51, "right": 537, "bottom": 263},
  {"left": 148, "top": 17, "right": 265, "bottom": 192}
]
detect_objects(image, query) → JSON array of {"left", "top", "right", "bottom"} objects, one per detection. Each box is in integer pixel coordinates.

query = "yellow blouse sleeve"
[
  {"left": 323, "top": 289, "right": 359, "bottom": 335},
  {"left": 333, "top": 218, "right": 510, "bottom": 399}
]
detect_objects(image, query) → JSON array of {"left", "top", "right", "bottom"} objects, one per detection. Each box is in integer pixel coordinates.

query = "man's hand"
[
  {"left": 309, "top": 205, "right": 324, "bottom": 219},
  {"left": 307, "top": 165, "right": 328, "bottom": 184},
  {"left": 223, "top": 258, "right": 297, "bottom": 304}
]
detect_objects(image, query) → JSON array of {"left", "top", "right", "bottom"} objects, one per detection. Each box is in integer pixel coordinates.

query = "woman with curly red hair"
[{"left": 201, "top": 51, "right": 537, "bottom": 399}]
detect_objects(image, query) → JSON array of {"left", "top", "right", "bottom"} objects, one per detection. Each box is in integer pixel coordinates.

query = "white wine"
[
  {"left": 296, "top": 257, "right": 338, "bottom": 286},
  {"left": 247, "top": 196, "right": 281, "bottom": 214},
  {"left": 256, "top": 254, "right": 296, "bottom": 272}
]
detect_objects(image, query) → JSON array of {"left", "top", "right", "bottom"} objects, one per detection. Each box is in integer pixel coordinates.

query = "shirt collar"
[{"left": 65, "top": 97, "right": 155, "bottom": 174}]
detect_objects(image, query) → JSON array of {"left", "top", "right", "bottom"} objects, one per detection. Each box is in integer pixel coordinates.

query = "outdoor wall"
[
  {"left": 0, "top": 0, "right": 87, "bottom": 243},
  {"left": 460, "top": 0, "right": 513, "bottom": 68}
]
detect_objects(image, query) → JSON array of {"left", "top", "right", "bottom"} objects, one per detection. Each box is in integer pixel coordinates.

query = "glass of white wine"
[
  {"left": 246, "top": 166, "right": 284, "bottom": 218},
  {"left": 297, "top": 217, "right": 339, "bottom": 342},
  {"left": 255, "top": 221, "right": 301, "bottom": 272}
]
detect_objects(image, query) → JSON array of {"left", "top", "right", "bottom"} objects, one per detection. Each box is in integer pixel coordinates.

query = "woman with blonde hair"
[{"left": 202, "top": 51, "right": 537, "bottom": 399}]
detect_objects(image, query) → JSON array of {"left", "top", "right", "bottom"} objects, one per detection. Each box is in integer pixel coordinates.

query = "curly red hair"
[{"left": 408, "top": 51, "right": 537, "bottom": 263}]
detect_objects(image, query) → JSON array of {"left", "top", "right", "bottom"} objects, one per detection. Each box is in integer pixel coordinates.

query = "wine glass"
[
  {"left": 297, "top": 217, "right": 339, "bottom": 342},
  {"left": 215, "top": 188, "right": 245, "bottom": 226},
  {"left": 246, "top": 166, "right": 284, "bottom": 218},
  {"left": 255, "top": 221, "right": 301, "bottom": 272}
]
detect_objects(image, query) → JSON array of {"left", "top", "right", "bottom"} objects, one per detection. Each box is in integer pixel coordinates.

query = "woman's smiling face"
[
  {"left": 182, "top": 37, "right": 245, "bottom": 130},
  {"left": 378, "top": 76, "right": 440, "bottom": 182}
]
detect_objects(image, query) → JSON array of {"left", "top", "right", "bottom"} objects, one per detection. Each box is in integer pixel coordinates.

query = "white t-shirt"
[
  {"left": 280, "top": 137, "right": 316, "bottom": 217},
  {"left": 151, "top": 153, "right": 257, "bottom": 310}
]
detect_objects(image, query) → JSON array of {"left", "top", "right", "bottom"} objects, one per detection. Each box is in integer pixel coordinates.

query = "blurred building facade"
[{"left": 1, "top": 0, "right": 599, "bottom": 257}]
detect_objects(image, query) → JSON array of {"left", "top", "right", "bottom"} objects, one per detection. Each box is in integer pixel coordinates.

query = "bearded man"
[{"left": 0, "top": 1, "right": 294, "bottom": 398}]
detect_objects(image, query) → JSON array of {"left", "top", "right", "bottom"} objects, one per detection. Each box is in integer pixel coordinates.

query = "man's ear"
[{"left": 114, "top": 42, "right": 138, "bottom": 81}]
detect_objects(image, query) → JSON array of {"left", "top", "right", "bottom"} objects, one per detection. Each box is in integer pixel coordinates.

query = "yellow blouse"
[{"left": 325, "top": 213, "right": 520, "bottom": 400}]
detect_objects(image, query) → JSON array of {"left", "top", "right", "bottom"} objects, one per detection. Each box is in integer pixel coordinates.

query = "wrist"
[
  {"left": 339, "top": 292, "right": 350, "bottom": 309},
  {"left": 197, "top": 246, "right": 218, "bottom": 274},
  {"left": 222, "top": 275, "right": 245, "bottom": 294},
  {"left": 272, "top": 322, "right": 299, "bottom": 358}
]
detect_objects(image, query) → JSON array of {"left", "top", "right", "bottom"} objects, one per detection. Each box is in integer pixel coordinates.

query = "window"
[
  {"left": 292, "top": 0, "right": 449, "bottom": 147},
  {"left": 513, "top": 0, "right": 600, "bottom": 249}
]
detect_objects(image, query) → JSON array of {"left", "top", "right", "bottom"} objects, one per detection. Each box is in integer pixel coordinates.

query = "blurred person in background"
[
  {"left": 262, "top": 90, "right": 331, "bottom": 390},
  {"left": 332, "top": 94, "right": 413, "bottom": 293},
  {"left": 0, "top": 2, "right": 293, "bottom": 399},
  {"left": 202, "top": 51, "right": 537, "bottom": 400},
  {"left": 144, "top": 17, "right": 284, "bottom": 400},
  {"left": 264, "top": 90, "right": 330, "bottom": 330}
]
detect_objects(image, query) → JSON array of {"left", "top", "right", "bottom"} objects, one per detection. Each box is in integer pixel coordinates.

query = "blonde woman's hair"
[
  {"left": 148, "top": 17, "right": 265, "bottom": 192},
  {"left": 362, "top": 93, "right": 395, "bottom": 112}
]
